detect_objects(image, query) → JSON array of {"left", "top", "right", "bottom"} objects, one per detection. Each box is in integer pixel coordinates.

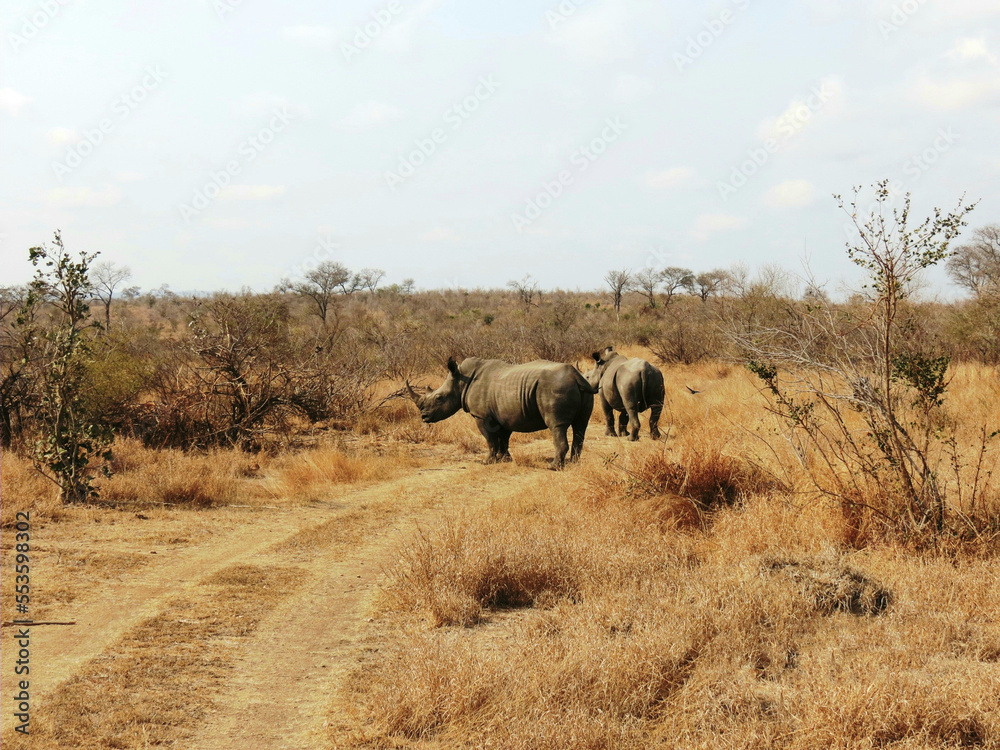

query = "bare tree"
[
  {"left": 660, "top": 266, "right": 694, "bottom": 307},
  {"left": 357, "top": 268, "right": 386, "bottom": 295},
  {"left": 508, "top": 274, "right": 540, "bottom": 312},
  {"left": 603, "top": 269, "right": 631, "bottom": 320},
  {"left": 92, "top": 260, "right": 133, "bottom": 330},
  {"left": 947, "top": 223, "right": 1000, "bottom": 298},
  {"left": 692, "top": 269, "right": 729, "bottom": 302},
  {"left": 630, "top": 268, "right": 661, "bottom": 308},
  {"left": 338, "top": 272, "right": 364, "bottom": 296},
  {"left": 292, "top": 261, "right": 352, "bottom": 325}
]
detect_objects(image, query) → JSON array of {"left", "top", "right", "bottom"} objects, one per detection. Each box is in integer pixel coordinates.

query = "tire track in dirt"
[
  {"left": 0, "top": 505, "right": 336, "bottom": 735},
  {"left": 0, "top": 463, "right": 490, "bottom": 737},
  {"left": 189, "top": 464, "right": 550, "bottom": 750}
]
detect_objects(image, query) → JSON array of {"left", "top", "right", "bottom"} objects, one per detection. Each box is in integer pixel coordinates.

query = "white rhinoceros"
[
  {"left": 586, "top": 347, "right": 665, "bottom": 441},
  {"left": 407, "top": 356, "right": 596, "bottom": 469}
]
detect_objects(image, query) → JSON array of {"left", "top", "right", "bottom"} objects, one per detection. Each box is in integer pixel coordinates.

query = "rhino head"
[
  {"left": 406, "top": 357, "right": 465, "bottom": 423},
  {"left": 586, "top": 346, "right": 618, "bottom": 387}
]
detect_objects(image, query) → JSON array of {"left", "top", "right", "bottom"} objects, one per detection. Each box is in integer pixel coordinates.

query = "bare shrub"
[{"left": 739, "top": 183, "right": 995, "bottom": 545}]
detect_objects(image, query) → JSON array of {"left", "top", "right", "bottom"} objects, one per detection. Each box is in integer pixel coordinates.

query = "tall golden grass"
[
  {"left": 1, "top": 437, "right": 420, "bottom": 518},
  {"left": 339, "top": 489, "right": 999, "bottom": 749},
  {"left": 334, "top": 360, "right": 1000, "bottom": 749},
  {"left": 0, "top": 451, "right": 66, "bottom": 527}
]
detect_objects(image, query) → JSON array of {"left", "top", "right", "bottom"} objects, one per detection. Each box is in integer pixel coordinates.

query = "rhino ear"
[
  {"left": 447, "top": 357, "right": 460, "bottom": 376},
  {"left": 592, "top": 351, "right": 602, "bottom": 362}
]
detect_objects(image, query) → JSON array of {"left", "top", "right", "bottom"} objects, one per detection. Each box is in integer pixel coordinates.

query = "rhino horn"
[{"left": 405, "top": 380, "right": 422, "bottom": 402}]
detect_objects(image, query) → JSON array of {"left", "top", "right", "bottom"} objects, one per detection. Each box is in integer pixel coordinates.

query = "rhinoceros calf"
[
  {"left": 407, "top": 357, "right": 596, "bottom": 469},
  {"left": 586, "top": 347, "right": 665, "bottom": 441}
]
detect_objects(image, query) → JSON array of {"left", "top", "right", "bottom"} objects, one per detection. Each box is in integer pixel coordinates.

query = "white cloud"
[
  {"left": 947, "top": 37, "right": 998, "bottom": 65},
  {"left": 764, "top": 179, "right": 816, "bottom": 208},
  {"left": 47, "top": 185, "right": 122, "bottom": 207},
  {"left": 217, "top": 185, "right": 286, "bottom": 201},
  {"left": 690, "top": 213, "right": 746, "bottom": 241},
  {"left": 551, "top": 4, "right": 635, "bottom": 63},
  {"left": 282, "top": 25, "right": 335, "bottom": 46},
  {"left": 337, "top": 100, "right": 403, "bottom": 131},
  {"left": 645, "top": 167, "right": 694, "bottom": 189},
  {"left": 47, "top": 127, "right": 80, "bottom": 147},
  {"left": 0, "top": 88, "right": 31, "bottom": 116},
  {"left": 756, "top": 76, "right": 844, "bottom": 141},
  {"left": 908, "top": 75, "right": 1000, "bottom": 110},
  {"left": 116, "top": 171, "right": 145, "bottom": 182}
]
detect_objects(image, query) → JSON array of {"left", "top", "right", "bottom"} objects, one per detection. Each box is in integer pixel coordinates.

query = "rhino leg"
[
  {"left": 497, "top": 429, "right": 512, "bottom": 462},
  {"left": 626, "top": 407, "right": 640, "bottom": 441},
  {"left": 600, "top": 394, "right": 616, "bottom": 436},
  {"left": 649, "top": 401, "right": 663, "bottom": 440},
  {"left": 476, "top": 418, "right": 511, "bottom": 464},
  {"left": 617, "top": 410, "right": 629, "bottom": 437},
  {"left": 570, "top": 415, "right": 588, "bottom": 462},
  {"left": 549, "top": 424, "right": 569, "bottom": 470}
]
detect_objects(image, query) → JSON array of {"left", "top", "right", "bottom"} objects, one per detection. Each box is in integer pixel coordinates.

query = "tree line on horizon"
[{"left": 1, "top": 194, "right": 998, "bottom": 507}]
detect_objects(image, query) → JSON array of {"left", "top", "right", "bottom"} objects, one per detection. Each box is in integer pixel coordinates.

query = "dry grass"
[
  {"left": 1, "top": 439, "right": 421, "bottom": 512},
  {"left": 334, "top": 361, "right": 1000, "bottom": 750},
  {"left": 586, "top": 431, "right": 786, "bottom": 525},
  {"left": 2, "top": 562, "right": 301, "bottom": 749},
  {"left": 0, "top": 451, "right": 67, "bottom": 528},
  {"left": 267, "top": 444, "right": 419, "bottom": 502},
  {"left": 338, "top": 488, "right": 1000, "bottom": 749},
  {"left": 354, "top": 398, "right": 415, "bottom": 435},
  {"left": 97, "top": 440, "right": 254, "bottom": 508}
]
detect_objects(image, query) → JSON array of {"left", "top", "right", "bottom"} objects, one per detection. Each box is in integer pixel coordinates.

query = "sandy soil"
[{"left": 1, "top": 441, "right": 564, "bottom": 749}]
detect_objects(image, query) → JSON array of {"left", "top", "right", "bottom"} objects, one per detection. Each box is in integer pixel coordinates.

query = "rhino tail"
[
  {"left": 636, "top": 368, "right": 648, "bottom": 412},
  {"left": 646, "top": 364, "right": 666, "bottom": 407}
]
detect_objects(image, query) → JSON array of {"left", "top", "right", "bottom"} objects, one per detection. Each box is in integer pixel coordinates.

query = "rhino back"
[
  {"left": 462, "top": 359, "right": 587, "bottom": 431},
  {"left": 604, "top": 358, "right": 663, "bottom": 411}
]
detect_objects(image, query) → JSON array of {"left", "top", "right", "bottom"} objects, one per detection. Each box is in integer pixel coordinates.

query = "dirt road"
[{"left": 1, "top": 444, "right": 567, "bottom": 749}]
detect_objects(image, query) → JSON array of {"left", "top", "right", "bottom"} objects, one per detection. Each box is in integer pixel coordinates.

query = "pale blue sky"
[{"left": 2, "top": 0, "right": 998, "bottom": 295}]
